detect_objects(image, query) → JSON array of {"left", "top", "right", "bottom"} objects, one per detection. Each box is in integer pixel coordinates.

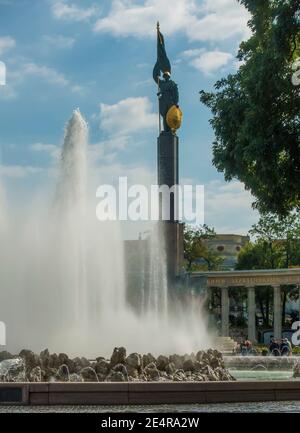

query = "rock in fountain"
[{"left": 0, "top": 347, "right": 234, "bottom": 383}]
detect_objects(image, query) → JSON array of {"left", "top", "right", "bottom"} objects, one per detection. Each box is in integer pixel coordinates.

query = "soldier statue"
[{"left": 153, "top": 23, "right": 182, "bottom": 134}]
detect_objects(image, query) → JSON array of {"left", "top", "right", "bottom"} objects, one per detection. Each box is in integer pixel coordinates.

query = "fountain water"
[
  {"left": 0, "top": 109, "right": 211, "bottom": 358},
  {"left": 144, "top": 223, "right": 168, "bottom": 319}
]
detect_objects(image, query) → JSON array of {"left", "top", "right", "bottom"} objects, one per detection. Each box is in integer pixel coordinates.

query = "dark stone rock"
[
  {"left": 112, "top": 363, "right": 129, "bottom": 381},
  {"left": 72, "top": 356, "right": 90, "bottom": 372},
  {"left": 40, "top": 349, "right": 51, "bottom": 368},
  {"left": 58, "top": 353, "right": 69, "bottom": 365},
  {"left": 196, "top": 350, "right": 204, "bottom": 362},
  {"left": 183, "top": 359, "right": 196, "bottom": 372},
  {"left": 169, "top": 354, "right": 183, "bottom": 370},
  {"left": 95, "top": 359, "right": 110, "bottom": 376},
  {"left": 0, "top": 351, "right": 13, "bottom": 361},
  {"left": 173, "top": 369, "right": 186, "bottom": 382},
  {"left": 49, "top": 353, "right": 59, "bottom": 369},
  {"left": 80, "top": 367, "right": 98, "bottom": 382},
  {"left": 126, "top": 353, "right": 142, "bottom": 371},
  {"left": 110, "top": 347, "right": 126, "bottom": 367},
  {"left": 96, "top": 356, "right": 106, "bottom": 362},
  {"left": 157, "top": 355, "right": 169, "bottom": 371},
  {"left": 144, "top": 362, "right": 160, "bottom": 381},
  {"left": 55, "top": 364, "right": 70, "bottom": 382},
  {"left": 105, "top": 371, "right": 126, "bottom": 382},
  {"left": 43, "top": 367, "right": 58, "bottom": 381},
  {"left": 142, "top": 353, "right": 156, "bottom": 368},
  {"left": 97, "top": 373, "right": 106, "bottom": 382},
  {"left": 29, "top": 366, "right": 42, "bottom": 382},
  {"left": 165, "top": 362, "right": 176, "bottom": 375},
  {"left": 19, "top": 349, "right": 40, "bottom": 373}
]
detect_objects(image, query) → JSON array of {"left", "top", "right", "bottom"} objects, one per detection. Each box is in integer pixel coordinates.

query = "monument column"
[
  {"left": 247, "top": 286, "right": 256, "bottom": 342},
  {"left": 273, "top": 285, "right": 282, "bottom": 339},
  {"left": 221, "top": 287, "right": 229, "bottom": 337},
  {"left": 153, "top": 23, "right": 184, "bottom": 280}
]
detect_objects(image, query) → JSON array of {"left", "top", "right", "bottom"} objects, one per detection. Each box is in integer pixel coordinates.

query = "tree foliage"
[
  {"left": 200, "top": 0, "right": 300, "bottom": 214},
  {"left": 236, "top": 211, "right": 300, "bottom": 325},
  {"left": 183, "top": 224, "right": 223, "bottom": 271}
]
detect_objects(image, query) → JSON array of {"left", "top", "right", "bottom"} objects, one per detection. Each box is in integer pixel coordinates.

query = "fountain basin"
[
  {"left": 2, "top": 381, "right": 300, "bottom": 406},
  {"left": 224, "top": 356, "right": 299, "bottom": 371}
]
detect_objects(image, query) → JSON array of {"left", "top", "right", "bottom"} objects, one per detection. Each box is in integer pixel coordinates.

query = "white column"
[
  {"left": 273, "top": 285, "right": 282, "bottom": 340},
  {"left": 221, "top": 287, "right": 229, "bottom": 337},
  {"left": 247, "top": 286, "right": 256, "bottom": 342}
]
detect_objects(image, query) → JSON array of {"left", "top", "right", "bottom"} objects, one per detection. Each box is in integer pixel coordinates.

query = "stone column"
[
  {"left": 273, "top": 285, "right": 282, "bottom": 340},
  {"left": 247, "top": 286, "right": 256, "bottom": 342},
  {"left": 221, "top": 287, "right": 229, "bottom": 337}
]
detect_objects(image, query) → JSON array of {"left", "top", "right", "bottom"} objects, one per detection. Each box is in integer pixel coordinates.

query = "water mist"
[{"left": 0, "top": 109, "right": 211, "bottom": 358}]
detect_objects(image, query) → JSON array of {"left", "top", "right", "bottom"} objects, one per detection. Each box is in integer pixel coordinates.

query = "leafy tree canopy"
[
  {"left": 183, "top": 224, "right": 223, "bottom": 271},
  {"left": 237, "top": 211, "right": 300, "bottom": 269},
  {"left": 200, "top": 0, "right": 300, "bottom": 214}
]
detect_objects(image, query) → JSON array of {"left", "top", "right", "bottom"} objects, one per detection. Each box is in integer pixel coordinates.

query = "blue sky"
[{"left": 0, "top": 0, "right": 259, "bottom": 235}]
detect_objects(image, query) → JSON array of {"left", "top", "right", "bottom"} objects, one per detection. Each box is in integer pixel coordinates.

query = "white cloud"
[
  {"left": 23, "top": 63, "right": 69, "bottom": 86},
  {"left": 2, "top": 61, "right": 85, "bottom": 98},
  {"left": 0, "top": 165, "right": 43, "bottom": 178},
  {"left": 52, "top": 1, "right": 97, "bottom": 22},
  {"left": 187, "top": 0, "right": 251, "bottom": 42},
  {"left": 30, "top": 143, "right": 61, "bottom": 160},
  {"left": 205, "top": 180, "right": 258, "bottom": 234},
  {"left": 0, "top": 36, "right": 15, "bottom": 55},
  {"left": 180, "top": 48, "right": 234, "bottom": 74},
  {"left": 93, "top": 0, "right": 250, "bottom": 42},
  {"left": 190, "top": 50, "right": 234, "bottom": 74},
  {"left": 181, "top": 48, "right": 204, "bottom": 59},
  {"left": 100, "top": 97, "right": 156, "bottom": 136},
  {"left": 43, "top": 35, "right": 76, "bottom": 49},
  {"left": 94, "top": 0, "right": 194, "bottom": 38}
]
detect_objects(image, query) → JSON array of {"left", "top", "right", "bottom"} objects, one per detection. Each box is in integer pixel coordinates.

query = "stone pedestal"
[
  {"left": 163, "top": 221, "right": 184, "bottom": 280},
  {"left": 157, "top": 132, "right": 179, "bottom": 222},
  {"left": 157, "top": 132, "right": 183, "bottom": 279}
]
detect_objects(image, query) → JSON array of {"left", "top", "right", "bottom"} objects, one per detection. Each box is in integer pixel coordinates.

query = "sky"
[{"left": 0, "top": 0, "right": 259, "bottom": 237}]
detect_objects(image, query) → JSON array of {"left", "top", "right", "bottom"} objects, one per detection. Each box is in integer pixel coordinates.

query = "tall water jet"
[
  {"left": 56, "top": 108, "right": 87, "bottom": 215},
  {"left": 54, "top": 109, "right": 88, "bottom": 325},
  {"left": 0, "top": 106, "right": 212, "bottom": 358}
]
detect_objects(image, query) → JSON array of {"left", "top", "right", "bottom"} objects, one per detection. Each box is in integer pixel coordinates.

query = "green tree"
[
  {"left": 236, "top": 211, "right": 300, "bottom": 325},
  {"left": 236, "top": 241, "right": 282, "bottom": 325},
  {"left": 249, "top": 212, "right": 300, "bottom": 267},
  {"left": 200, "top": 0, "right": 300, "bottom": 215},
  {"left": 236, "top": 240, "right": 284, "bottom": 270},
  {"left": 183, "top": 224, "right": 223, "bottom": 271}
]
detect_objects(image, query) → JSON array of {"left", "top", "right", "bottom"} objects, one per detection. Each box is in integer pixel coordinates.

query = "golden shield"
[{"left": 166, "top": 105, "right": 183, "bottom": 132}]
